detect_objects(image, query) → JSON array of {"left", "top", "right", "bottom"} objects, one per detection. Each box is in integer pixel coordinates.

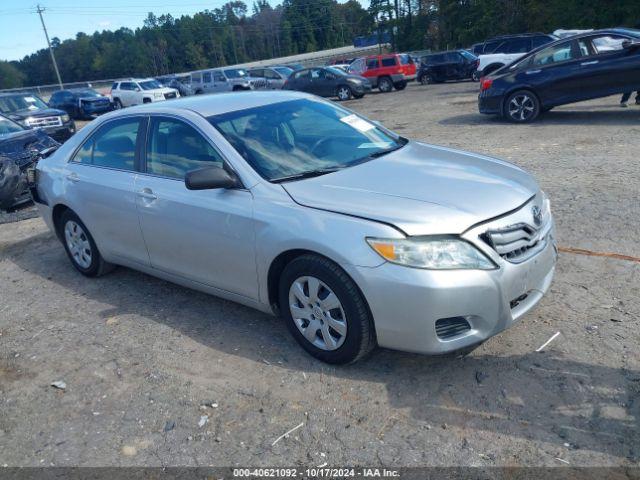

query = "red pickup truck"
[{"left": 348, "top": 54, "right": 417, "bottom": 93}]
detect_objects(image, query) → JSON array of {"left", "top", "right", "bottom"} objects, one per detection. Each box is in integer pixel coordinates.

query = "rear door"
[
  {"left": 213, "top": 71, "right": 231, "bottom": 92},
  {"left": 63, "top": 116, "right": 149, "bottom": 265},
  {"left": 134, "top": 115, "right": 257, "bottom": 299}
]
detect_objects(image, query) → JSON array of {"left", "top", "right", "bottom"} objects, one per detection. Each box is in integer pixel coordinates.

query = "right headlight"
[{"left": 366, "top": 236, "right": 496, "bottom": 270}]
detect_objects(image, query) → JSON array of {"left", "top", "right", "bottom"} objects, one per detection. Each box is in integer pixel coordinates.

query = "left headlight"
[
  {"left": 61, "top": 114, "right": 70, "bottom": 123},
  {"left": 366, "top": 237, "right": 496, "bottom": 270},
  {"left": 154, "top": 92, "right": 163, "bottom": 99}
]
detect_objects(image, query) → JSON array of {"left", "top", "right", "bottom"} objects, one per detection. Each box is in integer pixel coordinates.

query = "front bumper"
[
  {"left": 344, "top": 200, "right": 557, "bottom": 355},
  {"left": 44, "top": 121, "right": 76, "bottom": 142}
]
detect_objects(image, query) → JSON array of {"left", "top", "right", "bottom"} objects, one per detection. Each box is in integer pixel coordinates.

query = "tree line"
[{"left": 1, "top": 0, "right": 639, "bottom": 89}]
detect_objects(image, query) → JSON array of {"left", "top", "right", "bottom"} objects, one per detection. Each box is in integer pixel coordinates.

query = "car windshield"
[
  {"left": 0, "top": 116, "right": 24, "bottom": 136},
  {"left": 326, "top": 67, "right": 348, "bottom": 76},
  {"left": 208, "top": 98, "right": 406, "bottom": 182},
  {"left": 139, "top": 80, "right": 163, "bottom": 90},
  {"left": 74, "top": 89, "right": 102, "bottom": 97},
  {"left": 224, "top": 69, "right": 248, "bottom": 79},
  {"left": 0, "top": 94, "right": 48, "bottom": 114},
  {"left": 459, "top": 50, "right": 477, "bottom": 60},
  {"left": 274, "top": 67, "right": 293, "bottom": 76}
]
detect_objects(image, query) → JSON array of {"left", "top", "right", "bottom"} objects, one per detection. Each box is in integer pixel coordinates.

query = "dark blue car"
[
  {"left": 48, "top": 88, "right": 113, "bottom": 120},
  {"left": 478, "top": 29, "right": 640, "bottom": 122}
]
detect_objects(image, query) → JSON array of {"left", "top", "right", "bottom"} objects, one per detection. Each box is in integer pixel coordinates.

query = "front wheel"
[
  {"left": 378, "top": 76, "right": 393, "bottom": 93},
  {"left": 419, "top": 74, "right": 434, "bottom": 85},
  {"left": 59, "top": 210, "right": 115, "bottom": 277},
  {"left": 503, "top": 90, "right": 540, "bottom": 123},
  {"left": 336, "top": 85, "right": 352, "bottom": 101},
  {"left": 113, "top": 98, "right": 123, "bottom": 110},
  {"left": 279, "top": 255, "right": 376, "bottom": 364}
]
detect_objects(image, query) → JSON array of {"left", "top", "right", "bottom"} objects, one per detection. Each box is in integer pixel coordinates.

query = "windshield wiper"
[
  {"left": 367, "top": 137, "right": 409, "bottom": 159},
  {"left": 271, "top": 166, "right": 345, "bottom": 183}
]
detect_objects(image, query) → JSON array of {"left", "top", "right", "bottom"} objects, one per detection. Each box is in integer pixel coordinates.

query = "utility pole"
[{"left": 36, "top": 5, "right": 63, "bottom": 89}]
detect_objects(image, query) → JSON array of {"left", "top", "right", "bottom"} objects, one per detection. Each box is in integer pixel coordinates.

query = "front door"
[
  {"left": 135, "top": 116, "right": 258, "bottom": 299},
  {"left": 63, "top": 116, "right": 149, "bottom": 265}
]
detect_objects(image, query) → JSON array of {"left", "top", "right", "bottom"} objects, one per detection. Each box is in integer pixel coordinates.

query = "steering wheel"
[{"left": 309, "top": 137, "right": 334, "bottom": 156}]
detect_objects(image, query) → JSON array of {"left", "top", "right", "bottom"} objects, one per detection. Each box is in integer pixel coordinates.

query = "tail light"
[{"left": 480, "top": 78, "right": 493, "bottom": 91}]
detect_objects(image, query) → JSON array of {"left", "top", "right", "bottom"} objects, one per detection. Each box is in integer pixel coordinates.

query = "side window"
[
  {"left": 350, "top": 59, "right": 365, "bottom": 73},
  {"left": 531, "top": 41, "right": 577, "bottom": 66},
  {"left": 381, "top": 57, "right": 396, "bottom": 67},
  {"left": 484, "top": 40, "right": 501, "bottom": 53},
  {"left": 265, "top": 69, "right": 280, "bottom": 79},
  {"left": 71, "top": 118, "right": 140, "bottom": 170},
  {"left": 111, "top": 82, "right": 119, "bottom": 90},
  {"left": 445, "top": 52, "right": 460, "bottom": 62},
  {"left": 146, "top": 118, "right": 224, "bottom": 179},
  {"left": 50, "top": 92, "right": 61, "bottom": 103},
  {"left": 533, "top": 36, "right": 553, "bottom": 49},
  {"left": 213, "top": 72, "right": 226, "bottom": 82},
  {"left": 591, "top": 35, "right": 628, "bottom": 54},
  {"left": 250, "top": 69, "right": 263, "bottom": 77},
  {"left": 293, "top": 70, "right": 309, "bottom": 80},
  {"left": 192, "top": 74, "right": 201, "bottom": 84},
  {"left": 503, "top": 38, "right": 531, "bottom": 54},
  {"left": 203, "top": 72, "right": 212, "bottom": 83},
  {"left": 366, "top": 58, "right": 379, "bottom": 69}
]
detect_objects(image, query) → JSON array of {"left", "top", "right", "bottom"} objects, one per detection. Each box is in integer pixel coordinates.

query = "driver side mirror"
[
  {"left": 185, "top": 166, "right": 241, "bottom": 190},
  {"left": 135, "top": 87, "right": 141, "bottom": 92},
  {"left": 622, "top": 39, "right": 640, "bottom": 50}
]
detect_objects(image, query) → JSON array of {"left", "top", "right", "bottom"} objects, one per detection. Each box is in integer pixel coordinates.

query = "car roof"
[
  {"left": 486, "top": 32, "right": 552, "bottom": 41},
  {"left": 107, "top": 90, "right": 314, "bottom": 117},
  {"left": 0, "top": 92, "right": 41, "bottom": 98}
]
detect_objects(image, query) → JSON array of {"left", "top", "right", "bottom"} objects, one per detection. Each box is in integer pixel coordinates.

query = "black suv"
[
  {"left": 0, "top": 93, "right": 75, "bottom": 142},
  {"left": 418, "top": 50, "right": 479, "bottom": 84},
  {"left": 48, "top": 88, "right": 113, "bottom": 120}
]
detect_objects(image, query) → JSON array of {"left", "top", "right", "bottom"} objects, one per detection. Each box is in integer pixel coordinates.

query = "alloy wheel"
[
  {"left": 288, "top": 276, "right": 347, "bottom": 351},
  {"left": 64, "top": 220, "right": 92, "bottom": 269},
  {"left": 337, "top": 86, "right": 351, "bottom": 101},
  {"left": 508, "top": 93, "right": 536, "bottom": 122}
]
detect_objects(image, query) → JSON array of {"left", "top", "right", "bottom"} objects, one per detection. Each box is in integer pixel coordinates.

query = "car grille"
[
  {"left": 435, "top": 317, "right": 471, "bottom": 340},
  {"left": 164, "top": 92, "right": 177, "bottom": 99},
  {"left": 483, "top": 221, "right": 551, "bottom": 264},
  {"left": 26, "top": 116, "right": 62, "bottom": 128},
  {"left": 250, "top": 79, "right": 268, "bottom": 89}
]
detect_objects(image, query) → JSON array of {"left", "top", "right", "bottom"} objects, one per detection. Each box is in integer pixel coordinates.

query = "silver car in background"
[
  {"left": 33, "top": 91, "right": 556, "bottom": 364},
  {"left": 190, "top": 68, "right": 267, "bottom": 95}
]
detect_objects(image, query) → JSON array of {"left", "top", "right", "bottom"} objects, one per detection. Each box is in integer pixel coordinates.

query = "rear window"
[
  {"left": 381, "top": 57, "right": 397, "bottom": 67},
  {"left": 399, "top": 54, "right": 412, "bottom": 65},
  {"left": 111, "top": 82, "right": 119, "bottom": 90}
]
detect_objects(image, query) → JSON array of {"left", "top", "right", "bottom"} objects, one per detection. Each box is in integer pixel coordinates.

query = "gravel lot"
[{"left": 0, "top": 82, "right": 638, "bottom": 468}]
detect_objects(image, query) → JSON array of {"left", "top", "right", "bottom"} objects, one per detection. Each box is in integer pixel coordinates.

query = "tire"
[
  {"left": 279, "top": 254, "right": 376, "bottom": 364},
  {"left": 394, "top": 81, "right": 407, "bottom": 91},
  {"left": 113, "top": 98, "right": 123, "bottom": 110},
  {"left": 378, "top": 76, "right": 393, "bottom": 93},
  {"left": 58, "top": 210, "right": 115, "bottom": 277},
  {"left": 420, "top": 74, "right": 434, "bottom": 85},
  {"left": 503, "top": 90, "right": 540, "bottom": 123},
  {"left": 471, "top": 71, "right": 480, "bottom": 82},
  {"left": 336, "top": 85, "right": 352, "bottom": 101}
]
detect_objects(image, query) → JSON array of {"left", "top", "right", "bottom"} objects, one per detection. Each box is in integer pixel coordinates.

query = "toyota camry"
[{"left": 32, "top": 91, "right": 556, "bottom": 364}]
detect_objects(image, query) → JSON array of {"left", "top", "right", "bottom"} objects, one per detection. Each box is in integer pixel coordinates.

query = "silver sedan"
[{"left": 33, "top": 91, "right": 556, "bottom": 364}]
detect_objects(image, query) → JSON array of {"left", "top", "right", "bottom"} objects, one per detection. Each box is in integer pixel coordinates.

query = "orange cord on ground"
[{"left": 558, "top": 246, "right": 640, "bottom": 264}]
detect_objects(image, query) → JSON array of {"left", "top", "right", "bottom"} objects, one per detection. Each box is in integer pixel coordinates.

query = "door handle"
[
  {"left": 66, "top": 173, "right": 80, "bottom": 182},
  {"left": 526, "top": 69, "right": 541, "bottom": 75},
  {"left": 137, "top": 188, "right": 157, "bottom": 201},
  {"left": 581, "top": 60, "right": 599, "bottom": 66}
]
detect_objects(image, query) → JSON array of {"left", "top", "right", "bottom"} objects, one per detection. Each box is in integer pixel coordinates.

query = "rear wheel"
[
  {"left": 503, "top": 90, "right": 540, "bottom": 123},
  {"left": 420, "top": 73, "right": 434, "bottom": 85},
  {"left": 113, "top": 98, "right": 123, "bottom": 110},
  {"left": 336, "top": 85, "right": 352, "bottom": 101},
  {"left": 378, "top": 76, "right": 393, "bottom": 93},
  {"left": 279, "top": 254, "right": 376, "bottom": 364},
  {"left": 471, "top": 71, "right": 480, "bottom": 82},
  {"left": 58, "top": 210, "right": 115, "bottom": 277}
]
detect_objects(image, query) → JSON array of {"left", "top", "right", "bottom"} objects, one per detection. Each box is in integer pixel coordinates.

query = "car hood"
[
  {"left": 0, "top": 128, "right": 58, "bottom": 166},
  {"left": 281, "top": 141, "right": 539, "bottom": 236},
  {"left": 8, "top": 107, "right": 65, "bottom": 120}
]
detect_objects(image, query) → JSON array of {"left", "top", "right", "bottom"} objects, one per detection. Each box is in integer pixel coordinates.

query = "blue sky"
[{"left": 0, "top": 0, "right": 366, "bottom": 62}]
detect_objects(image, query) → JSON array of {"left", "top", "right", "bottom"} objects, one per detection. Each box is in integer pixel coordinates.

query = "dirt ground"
[{"left": 0, "top": 82, "right": 638, "bottom": 468}]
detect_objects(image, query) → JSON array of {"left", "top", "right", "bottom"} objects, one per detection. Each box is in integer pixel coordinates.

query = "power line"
[{"left": 36, "top": 4, "right": 63, "bottom": 89}]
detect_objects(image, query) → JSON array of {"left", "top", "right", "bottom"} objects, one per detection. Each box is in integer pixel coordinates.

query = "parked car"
[
  {"left": 477, "top": 33, "right": 557, "bottom": 77},
  {"left": 48, "top": 88, "right": 113, "bottom": 120},
  {"left": 190, "top": 68, "right": 267, "bottom": 95},
  {"left": 156, "top": 75, "right": 194, "bottom": 97},
  {"left": 110, "top": 78, "right": 179, "bottom": 109},
  {"left": 0, "top": 114, "right": 58, "bottom": 211},
  {"left": 283, "top": 67, "right": 371, "bottom": 100},
  {"left": 32, "top": 91, "right": 555, "bottom": 364},
  {"left": 248, "top": 67, "right": 292, "bottom": 89},
  {"left": 281, "top": 63, "right": 305, "bottom": 71},
  {"left": 348, "top": 53, "right": 416, "bottom": 92},
  {"left": 418, "top": 50, "right": 479, "bottom": 84},
  {"left": 479, "top": 29, "right": 640, "bottom": 122},
  {"left": 0, "top": 92, "right": 76, "bottom": 142}
]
